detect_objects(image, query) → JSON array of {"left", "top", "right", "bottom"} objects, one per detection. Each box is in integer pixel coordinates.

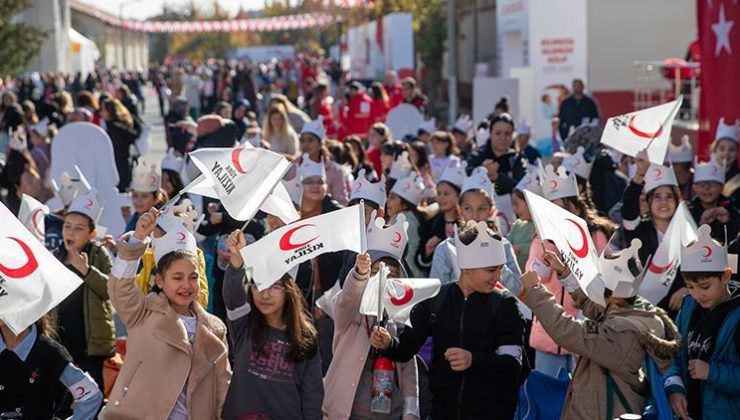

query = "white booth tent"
[{"left": 68, "top": 28, "right": 99, "bottom": 77}]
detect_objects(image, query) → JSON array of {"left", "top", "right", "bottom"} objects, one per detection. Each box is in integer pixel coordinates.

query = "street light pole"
[{"left": 447, "top": 0, "right": 458, "bottom": 125}]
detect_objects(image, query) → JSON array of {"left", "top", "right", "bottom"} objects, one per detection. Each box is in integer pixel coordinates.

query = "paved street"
[{"left": 140, "top": 87, "right": 168, "bottom": 165}]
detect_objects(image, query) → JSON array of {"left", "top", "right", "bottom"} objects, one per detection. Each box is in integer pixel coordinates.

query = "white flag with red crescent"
[
  {"left": 188, "top": 146, "right": 290, "bottom": 221},
  {"left": 494, "top": 192, "right": 516, "bottom": 237},
  {"left": 240, "top": 205, "right": 364, "bottom": 291},
  {"left": 18, "top": 194, "right": 49, "bottom": 242},
  {"left": 360, "top": 274, "right": 441, "bottom": 326},
  {"left": 0, "top": 202, "right": 83, "bottom": 334},
  {"left": 600, "top": 98, "right": 682, "bottom": 165},
  {"left": 638, "top": 202, "right": 697, "bottom": 304},
  {"left": 523, "top": 190, "right": 605, "bottom": 305},
  {"left": 184, "top": 146, "right": 299, "bottom": 224}
]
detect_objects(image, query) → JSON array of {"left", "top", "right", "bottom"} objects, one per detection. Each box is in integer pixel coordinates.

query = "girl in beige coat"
[{"left": 100, "top": 209, "right": 231, "bottom": 420}]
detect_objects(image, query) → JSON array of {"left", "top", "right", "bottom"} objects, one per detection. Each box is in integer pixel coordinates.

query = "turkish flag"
[{"left": 698, "top": 1, "right": 740, "bottom": 160}]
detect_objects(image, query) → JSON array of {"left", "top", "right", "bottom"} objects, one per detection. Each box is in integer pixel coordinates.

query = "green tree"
[{"left": 0, "top": 0, "right": 47, "bottom": 76}]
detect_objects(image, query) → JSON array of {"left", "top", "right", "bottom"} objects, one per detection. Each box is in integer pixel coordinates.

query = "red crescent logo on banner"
[
  {"left": 231, "top": 149, "right": 248, "bottom": 174},
  {"left": 388, "top": 279, "right": 414, "bottom": 306},
  {"left": 648, "top": 259, "right": 674, "bottom": 274},
  {"left": 31, "top": 208, "right": 45, "bottom": 237},
  {"left": 702, "top": 246, "right": 713, "bottom": 258},
  {"left": 393, "top": 232, "right": 402, "bottom": 243},
  {"left": 0, "top": 237, "right": 39, "bottom": 278},
  {"left": 565, "top": 219, "right": 589, "bottom": 259},
  {"left": 628, "top": 115, "right": 664, "bottom": 139},
  {"left": 279, "top": 224, "right": 317, "bottom": 251}
]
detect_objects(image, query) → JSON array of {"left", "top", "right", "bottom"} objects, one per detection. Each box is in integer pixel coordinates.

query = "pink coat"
[
  {"left": 325, "top": 158, "right": 352, "bottom": 206},
  {"left": 322, "top": 269, "right": 418, "bottom": 419},
  {"left": 526, "top": 230, "right": 608, "bottom": 354}
]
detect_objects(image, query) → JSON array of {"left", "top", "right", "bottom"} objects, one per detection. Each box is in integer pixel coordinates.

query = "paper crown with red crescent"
[
  {"left": 152, "top": 223, "right": 198, "bottom": 265},
  {"left": 130, "top": 160, "right": 162, "bottom": 193},
  {"left": 643, "top": 163, "right": 678, "bottom": 193},
  {"left": 298, "top": 153, "right": 326, "bottom": 181},
  {"left": 541, "top": 164, "right": 579, "bottom": 201},
  {"left": 438, "top": 164, "right": 466, "bottom": 190},
  {"left": 715, "top": 117, "right": 739, "bottom": 143},
  {"left": 562, "top": 146, "right": 594, "bottom": 180},
  {"left": 515, "top": 171, "right": 543, "bottom": 196},
  {"left": 351, "top": 169, "right": 387, "bottom": 208},
  {"left": 418, "top": 117, "right": 436, "bottom": 134},
  {"left": 366, "top": 210, "right": 409, "bottom": 262},
  {"left": 300, "top": 118, "right": 326, "bottom": 140},
  {"left": 390, "top": 171, "right": 425, "bottom": 206},
  {"left": 282, "top": 163, "right": 303, "bottom": 205},
  {"left": 389, "top": 151, "right": 413, "bottom": 180},
  {"left": 161, "top": 148, "right": 186, "bottom": 174},
  {"left": 462, "top": 166, "right": 494, "bottom": 196},
  {"left": 52, "top": 165, "right": 91, "bottom": 208},
  {"left": 693, "top": 153, "right": 726, "bottom": 184},
  {"left": 599, "top": 238, "right": 647, "bottom": 298},
  {"left": 455, "top": 221, "right": 506, "bottom": 269},
  {"left": 681, "top": 224, "right": 728, "bottom": 273},
  {"left": 67, "top": 188, "right": 103, "bottom": 224},
  {"left": 160, "top": 198, "right": 201, "bottom": 234}
]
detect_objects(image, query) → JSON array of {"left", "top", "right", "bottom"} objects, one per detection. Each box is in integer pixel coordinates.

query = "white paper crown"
[
  {"left": 599, "top": 238, "right": 646, "bottom": 298},
  {"left": 515, "top": 172, "right": 543, "bottom": 195},
  {"left": 418, "top": 117, "right": 436, "bottom": 134},
  {"left": 516, "top": 119, "right": 531, "bottom": 136},
  {"left": 715, "top": 117, "right": 739, "bottom": 143},
  {"left": 389, "top": 151, "right": 413, "bottom": 180},
  {"left": 299, "top": 153, "right": 326, "bottom": 180},
  {"left": 67, "top": 188, "right": 103, "bottom": 224},
  {"left": 462, "top": 166, "right": 494, "bottom": 196},
  {"left": 693, "top": 153, "right": 725, "bottom": 184},
  {"left": 161, "top": 148, "right": 186, "bottom": 173},
  {"left": 351, "top": 168, "right": 387, "bottom": 207},
  {"left": 390, "top": 171, "right": 425, "bottom": 205},
  {"left": 52, "top": 165, "right": 91, "bottom": 207},
  {"left": 456, "top": 221, "right": 506, "bottom": 269},
  {"left": 475, "top": 127, "right": 489, "bottom": 148},
  {"left": 643, "top": 163, "right": 678, "bottom": 193},
  {"left": 562, "top": 146, "right": 593, "bottom": 180},
  {"left": 668, "top": 135, "right": 693, "bottom": 163},
  {"left": 152, "top": 223, "right": 198, "bottom": 264},
  {"left": 541, "top": 164, "right": 579, "bottom": 200},
  {"left": 301, "top": 118, "right": 326, "bottom": 140},
  {"left": 161, "top": 198, "right": 201, "bottom": 233},
  {"left": 130, "top": 161, "right": 162, "bottom": 193},
  {"left": 366, "top": 210, "right": 409, "bottom": 261},
  {"left": 438, "top": 165, "right": 466, "bottom": 189},
  {"left": 452, "top": 114, "right": 473, "bottom": 134},
  {"left": 282, "top": 165, "right": 303, "bottom": 205},
  {"left": 681, "top": 224, "right": 728, "bottom": 273}
]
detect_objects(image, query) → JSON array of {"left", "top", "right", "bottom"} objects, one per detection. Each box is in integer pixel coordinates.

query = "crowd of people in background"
[{"left": 0, "top": 50, "right": 738, "bottom": 420}]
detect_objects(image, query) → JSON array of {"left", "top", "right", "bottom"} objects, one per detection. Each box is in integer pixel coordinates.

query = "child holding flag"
[
  {"left": 100, "top": 208, "right": 231, "bottom": 419},
  {"left": 123, "top": 160, "right": 168, "bottom": 232},
  {"left": 221, "top": 229, "right": 323, "bottom": 419}
]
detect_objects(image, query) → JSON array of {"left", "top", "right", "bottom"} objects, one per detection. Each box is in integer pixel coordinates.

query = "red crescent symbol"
[
  {"left": 711, "top": 166, "right": 718, "bottom": 175},
  {"left": 231, "top": 148, "right": 248, "bottom": 175},
  {"left": 654, "top": 167, "right": 663, "bottom": 178},
  {"left": 574, "top": 158, "right": 581, "bottom": 166},
  {"left": 550, "top": 180, "right": 558, "bottom": 189},
  {"left": 148, "top": 175, "right": 158, "bottom": 184},
  {"left": 356, "top": 181, "right": 363, "bottom": 191},
  {"left": 648, "top": 259, "right": 674, "bottom": 274},
  {"left": 565, "top": 219, "right": 589, "bottom": 259},
  {"left": 388, "top": 279, "right": 414, "bottom": 306},
  {"left": 76, "top": 387, "right": 86, "bottom": 397},
  {"left": 497, "top": 211, "right": 511, "bottom": 231},
  {"left": 279, "top": 224, "right": 318, "bottom": 251},
  {"left": 628, "top": 115, "right": 664, "bottom": 139},
  {"left": 84, "top": 198, "right": 93, "bottom": 209},
  {"left": 176, "top": 232, "right": 186, "bottom": 241},
  {"left": 393, "top": 232, "right": 402, "bottom": 243},
  {"left": 31, "top": 208, "right": 45, "bottom": 237},
  {"left": 702, "top": 246, "right": 712, "bottom": 258},
  {"left": 0, "top": 237, "right": 39, "bottom": 278}
]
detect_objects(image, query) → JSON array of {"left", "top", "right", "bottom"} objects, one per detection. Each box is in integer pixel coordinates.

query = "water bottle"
[{"left": 370, "top": 356, "right": 395, "bottom": 414}]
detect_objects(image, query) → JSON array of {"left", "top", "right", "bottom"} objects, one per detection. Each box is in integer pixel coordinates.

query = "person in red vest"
[
  {"left": 384, "top": 70, "right": 404, "bottom": 109},
  {"left": 340, "top": 81, "right": 372, "bottom": 138},
  {"left": 369, "top": 82, "right": 390, "bottom": 125}
]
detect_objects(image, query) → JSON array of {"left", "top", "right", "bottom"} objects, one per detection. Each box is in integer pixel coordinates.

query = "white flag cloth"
[
  {"left": 184, "top": 149, "right": 299, "bottom": 224},
  {"left": 188, "top": 146, "right": 290, "bottom": 221},
  {"left": 523, "top": 190, "right": 605, "bottom": 305},
  {"left": 638, "top": 203, "right": 697, "bottom": 304},
  {"left": 18, "top": 194, "right": 49, "bottom": 242},
  {"left": 0, "top": 203, "right": 83, "bottom": 334},
  {"left": 494, "top": 193, "right": 516, "bottom": 236},
  {"left": 360, "top": 273, "right": 441, "bottom": 326},
  {"left": 315, "top": 280, "right": 342, "bottom": 320},
  {"left": 600, "top": 98, "right": 682, "bottom": 165},
  {"left": 241, "top": 205, "right": 364, "bottom": 291}
]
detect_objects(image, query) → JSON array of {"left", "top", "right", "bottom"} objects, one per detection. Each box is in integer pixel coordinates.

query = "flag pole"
[
  {"left": 162, "top": 173, "right": 206, "bottom": 211},
  {"left": 359, "top": 200, "right": 367, "bottom": 253},
  {"left": 377, "top": 262, "right": 385, "bottom": 329}
]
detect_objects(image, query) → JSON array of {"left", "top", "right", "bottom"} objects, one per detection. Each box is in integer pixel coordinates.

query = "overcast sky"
[{"left": 78, "top": 0, "right": 265, "bottom": 20}]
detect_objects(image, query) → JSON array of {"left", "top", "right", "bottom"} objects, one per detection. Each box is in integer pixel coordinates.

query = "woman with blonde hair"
[{"left": 263, "top": 105, "right": 300, "bottom": 157}]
